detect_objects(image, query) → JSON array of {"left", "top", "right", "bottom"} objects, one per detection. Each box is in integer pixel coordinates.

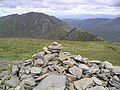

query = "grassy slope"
[{"left": 0, "top": 38, "right": 120, "bottom": 66}]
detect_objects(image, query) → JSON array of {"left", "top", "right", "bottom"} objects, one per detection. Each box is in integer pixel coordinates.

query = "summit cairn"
[{"left": 0, "top": 42, "right": 120, "bottom": 90}]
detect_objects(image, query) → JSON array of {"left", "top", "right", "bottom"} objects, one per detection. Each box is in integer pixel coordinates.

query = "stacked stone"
[{"left": 0, "top": 42, "right": 120, "bottom": 90}]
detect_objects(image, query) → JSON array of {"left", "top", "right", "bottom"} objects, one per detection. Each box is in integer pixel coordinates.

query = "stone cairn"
[{"left": 0, "top": 42, "right": 120, "bottom": 90}]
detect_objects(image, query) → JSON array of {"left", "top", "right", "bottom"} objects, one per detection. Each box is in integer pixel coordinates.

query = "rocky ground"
[
  {"left": 0, "top": 60, "right": 23, "bottom": 69},
  {"left": 0, "top": 42, "right": 120, "bottom": 90}
]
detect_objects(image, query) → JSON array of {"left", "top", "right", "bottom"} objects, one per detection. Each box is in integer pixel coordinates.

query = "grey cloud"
[
  {"left": 0, "top": 0, "right": 82, "bottom": 10},
  {"left": 0, "top": 0, "right": 120, "bottom": 16},
  {"left": 0, "top": 0, "right": 49, "bottom": 8},
  {"left": 112, "top": 0, "right": 120, "bottom": 6},
  {"left": 0, "top": 0, "right": 115, "bottom": 9},
  {"left": 0, "top": 0, "right": 20, "bottom": 8}
]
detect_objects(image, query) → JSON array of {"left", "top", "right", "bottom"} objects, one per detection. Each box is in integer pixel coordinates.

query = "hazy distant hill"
[
  {"left": 63, "top": 17, "right": 120, "bottom": 42},
  {"left": 0, "top": 12, "right": 103, "bottom": 41},
  {"left": 63, "top": 18, "right": 110, "bottom": 29},
  {"left": 60, "top": 14, "right": 118, "bottom": 19}
]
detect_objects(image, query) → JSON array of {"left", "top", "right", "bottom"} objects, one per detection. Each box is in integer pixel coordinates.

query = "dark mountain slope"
[
  {"left": 0, "top": 12, "right": 70, "bottom": 38},
  {"left": 0, "top": 12, "right": 103, "bottom": 41},
  {"left": 64, "top": 28, "right": 103, "bottom": 41}
]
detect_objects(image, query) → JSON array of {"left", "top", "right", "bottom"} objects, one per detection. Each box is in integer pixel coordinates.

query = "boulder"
[{"left": 33, "top": 74, "right": 66, "bottom": 90}]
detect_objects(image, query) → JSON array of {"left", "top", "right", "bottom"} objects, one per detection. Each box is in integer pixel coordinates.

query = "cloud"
[
  {"left": 112, "top": 0, "right": 120, "bottom": 7},
  {"left": 0, "top": 0, "right": 120, "bottom": 17}
]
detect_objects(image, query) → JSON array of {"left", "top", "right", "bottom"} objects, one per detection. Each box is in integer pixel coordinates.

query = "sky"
[{"left": 0, "top": 0, "right": 120, "bottom": 18}]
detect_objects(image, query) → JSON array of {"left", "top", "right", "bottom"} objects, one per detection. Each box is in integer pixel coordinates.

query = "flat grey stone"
[
  {"left": 102, "top": 61, "right": 113, "bottom": 70},
  {"left": 74, "top": 55, "right": 82, "bottom": 61},
  {"left": 23, "top": 59, "right": 32, "bottom": 66},
  {"left": 89, "top": 60, "right": 101, "bottom": 64},
  {"left": 20, "top": 74, "right": 32, "bottom": 80},
  {"left": 43, "top": 54, "right": 56, "bottom": 65},
  {"left": 52, "top": 42, "right": 59, "bottom": 45},
  {"left": 54, "top": 65, "right": 65, "bottom": 73},
  {"left": 33, "top": 74, "right": 66, "bottom": 90},
  {"left": 78, "top": 64, "right": 89, "bottom": 71},
  {"left": 109, "top": 78, "right": 120, "bottom": 89},
  {"left": 12, "top": 65, "right": 18, "bottom": 75},
  {"left": 69, "top": 66, "right": 82, "bottom": 79},
  {"left": 48, "top": 44, "right": 63, "bottom": 50},
  {"left": 30, "top": 67, "right": 42, "bottom": 74},
  {"left": 92, "top": 77, "right": 102, "bottom": 85},
  {"left": 24, "top": 77, "right": 36, "bottom": 86},
  {"left": 59, "top": 52, "right": 69, "bottom": 61},
  {"left": 34, "top": 59, "right": 44, "bottom": 67},
  {"left": 113, "top": 66, "right": 120, "bottom": 74},
  {"left": 8, "top": 88, "right": 15, "bottom": 90},
  {"left": 43, "top": 47, "right": 51, "bottom": 53},
  {"left": 0, "top": 72, "right": 4, "bottom": 78},
  {"left": 15, "top": 85, "right": 21, "bottom": 90},
  {"left": 101, "top": 69, "right": 110, "bottom": 74},
  {"left": 90, "top": 64, "right": 100, "bottom": 74},
  {"left": 113, "top": 76, "right": 119, "bottom": 81},
  {"left": 5, "top": 76, "right": 20, "bottom": 88},
  {"left": 88, "top": 86, "right": 106, "bottom": 90},
  {"left": 74, "top": 78, "right": 93, "bottom": 90},
  {"left": 47, "top": 60, "right": 59, "bottom": 65},
  {"left": 24, "top": 59, "right": 32, "bottom": 63},
  {"left": 32, "top": 51, "right": 45, "bottom": 59},
  {"left": 63, "top": 59, "right": 76, "bottom": 66},
  {"left": 41, "top": 67, "right": 49, "bottom": 74},
  {"left": 109, "top": 87, "right": 118, "bottom": 90}
]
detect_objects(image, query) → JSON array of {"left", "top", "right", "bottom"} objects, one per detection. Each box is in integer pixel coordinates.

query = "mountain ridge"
[
  {"left": 63, "top": 17, "right": 120, "bottom": 42},
  {"left": 0, "top": 12, "right": 103, "bottom": 41}
]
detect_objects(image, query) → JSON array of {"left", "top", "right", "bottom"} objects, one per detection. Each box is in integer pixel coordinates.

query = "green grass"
[{"left": 0, "top": 38, "right": 120, "bottom": 66}]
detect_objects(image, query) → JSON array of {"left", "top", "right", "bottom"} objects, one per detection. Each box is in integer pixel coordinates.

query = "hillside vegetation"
[{"left": 0, "top": 38, "right": 120, "bottom": 67}]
